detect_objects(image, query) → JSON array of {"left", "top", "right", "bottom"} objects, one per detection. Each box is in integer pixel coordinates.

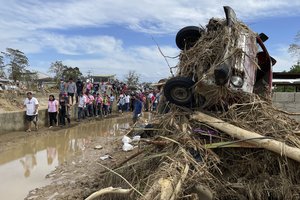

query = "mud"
[{"left": 0, "top": 114, "right": 141, "bottom": 200}]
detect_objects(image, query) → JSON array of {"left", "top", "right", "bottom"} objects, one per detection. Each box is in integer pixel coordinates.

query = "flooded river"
[{"left": 0, "top": 116, "right": 133, "bottom": 200}]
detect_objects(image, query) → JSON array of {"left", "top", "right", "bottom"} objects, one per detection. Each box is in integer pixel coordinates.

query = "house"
[{"left": 91, "top": 74, "right": 116, "bottom": 83}]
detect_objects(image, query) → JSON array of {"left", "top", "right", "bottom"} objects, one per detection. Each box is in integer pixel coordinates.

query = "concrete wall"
[
  {"left": 0, "top": 108, "right": 77, "bottom": 134},
  {"left": 272, "top": 92, "right": 300, "bottom": 121}
]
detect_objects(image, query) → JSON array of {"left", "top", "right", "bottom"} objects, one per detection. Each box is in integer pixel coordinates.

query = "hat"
[{"left": 26, "top": 91, "right": 33, "bottom": 95}]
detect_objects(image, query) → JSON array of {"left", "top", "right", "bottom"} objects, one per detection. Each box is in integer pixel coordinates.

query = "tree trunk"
[{"left": 192, "top": 112, "right": 300, "bottom": 163}]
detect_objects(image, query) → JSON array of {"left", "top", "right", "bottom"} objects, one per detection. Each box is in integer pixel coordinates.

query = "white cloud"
[
  {"left": 1, "top": 0, "right": 300, "bottom": 81},
  {"left": 40, "top": 34, "right": 123, "bottom": 55},
  {"left": 1, "top": 0, "right": 300, "bottom": 34},
  {"left": 63, "top": 45, "right": 179, "bottom": 82},
  {"left": 269, "top": 45, "right": 298, "bottom": 72}
]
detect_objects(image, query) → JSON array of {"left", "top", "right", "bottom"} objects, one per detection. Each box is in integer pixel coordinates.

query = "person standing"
[
  {"left": 67, "top": 78, "right": 76, "bottom": 105},
  {"left": 109, "top": 93, "right": 115, "bottom": 114},
  {"left": 87, "top": 92, "right": 95, "bottom": 117},
  {"left": 48, "top": 94, "right": 58, "bottom": 128},
  {"left": 133, "top": 94, "right": 143, "bottom": 123},
  {"left": 117, "top": 93, "right": 125, "bottom": 114},
  {"left": 101, "top": 82, "right": 106, "bottom": 94},
  {"left": 58, "top": 93, "right": 70, "bottom": 126},
  {"left": 86, "top": 80, "right": 93, "bottom": 94},
  {"left": 95, "top": 93, "right": 103, "bottom": 117},
  {"left": 125, "top": 93, "right": 130, "bottom": 112},
  {"left": 77, "top": 92, "right": 86, "bottom": 121},
  {"left": 76, "top": 78, "right": 84, "bottom": 103},
  {"left": 59, "top": 79, "right": 66, "bottom": 94},
  {"left": 93, "top": 82, "right": 100, "bottom": 93},
  {"left": 102, "top": 93, "right": 109, "bottom": 117},
  {"left": 23, "top": 91, "right": 39, "bottom": 132}
]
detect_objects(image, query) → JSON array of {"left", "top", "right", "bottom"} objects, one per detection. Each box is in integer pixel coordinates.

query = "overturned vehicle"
[{"left": 164, "top": 6, "right": 276, "bottom": 108}]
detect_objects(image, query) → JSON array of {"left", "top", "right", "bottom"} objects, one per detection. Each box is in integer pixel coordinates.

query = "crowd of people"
[{"left": 22, "top": 77, "right": 162, "bottom": 131}]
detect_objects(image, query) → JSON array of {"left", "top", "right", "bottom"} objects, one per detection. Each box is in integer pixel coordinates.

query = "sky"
[{"left": 0, "top": 0, "right": 299, "bottom": 82}]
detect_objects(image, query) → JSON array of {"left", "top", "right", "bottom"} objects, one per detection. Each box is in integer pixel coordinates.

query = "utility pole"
[{"left": 87, "top": 70, "right": 92, "bottom": 78}]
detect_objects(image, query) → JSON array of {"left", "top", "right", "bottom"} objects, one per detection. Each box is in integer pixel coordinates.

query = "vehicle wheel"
[
  {"left": 164, "top": 77, "right": 195, "bottom": 106},
  {"left": 176, "top": 26, "right": 203, "bottom": 50}
]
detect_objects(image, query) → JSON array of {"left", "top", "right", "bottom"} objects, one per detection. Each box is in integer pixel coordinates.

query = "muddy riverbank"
[{"left": 0, "top": 113, "right": 147, "bottom": 200}]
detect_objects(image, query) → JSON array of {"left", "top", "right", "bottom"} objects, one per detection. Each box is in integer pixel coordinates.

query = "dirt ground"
[
  {"left": 0, "top": 90, "right": 147, "bottom": 200},
  {"left": 25, "top": 135, "right": 139, "bottom": 200},
  {"left": 0, "top": 90, "right": 55, "bottom": 113},
  {"left": 0, "top": 112, "right": 140, "bottom": 200}
]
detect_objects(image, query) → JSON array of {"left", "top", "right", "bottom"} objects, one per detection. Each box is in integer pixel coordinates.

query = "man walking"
[{"left": 23, "top": 91, "right": 39, "bottom": 132}]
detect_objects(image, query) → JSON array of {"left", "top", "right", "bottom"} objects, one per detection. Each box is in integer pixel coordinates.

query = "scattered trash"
[
  {"left": 122, "top": 135, "right": 132, "bottom": 144},
  {"left": 100, "top": 154, "right": 113, "bottom": 160},
  {"left": 122, "top": 143, "right": 134, "bottom": 152},
  {"left": 94, "top": 145, "right": 103, "bottom": 150},
  {"left": 132, "top": 135, "right": 141, "bottom": 142}
]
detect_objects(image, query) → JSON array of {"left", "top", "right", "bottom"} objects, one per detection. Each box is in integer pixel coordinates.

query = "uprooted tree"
[{"left": 83, "top": 6, "right": 300, "bottom": 200}]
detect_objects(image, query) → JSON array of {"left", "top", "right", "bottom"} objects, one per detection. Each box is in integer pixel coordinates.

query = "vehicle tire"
[
  {"left": 164, "top": 77, "right": 195, "bottom": 106},
  {"left": 176, "top": 26, "right": 203, "bottom": 50}
]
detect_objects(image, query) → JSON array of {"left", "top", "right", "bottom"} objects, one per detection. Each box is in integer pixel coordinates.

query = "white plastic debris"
[
  {"left": 94, "top": 145, "right": 103, "bottom": 150},
  {"left": 100, "top": 154, "right": 112, "bottom": 160},
  {"left": 132, "top": 135, "right": 141, "bottom": 142},
  {"left": 122, "top": 143, "right": 134, "bottom": 151},
  {"left": 122, "top": 135, "right": 132, "bottom": 144}
]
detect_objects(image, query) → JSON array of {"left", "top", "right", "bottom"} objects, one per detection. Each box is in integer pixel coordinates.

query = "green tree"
[
  {"left": 124, "top": 70, "right": 140, "bottom": 87},
  {"left": 49, "top": 61, "right": 67, "bottom": 82},
  {"left": 288, "top": 61, "right": 300, "bottom": 73},
  {"left": 62, "top": 67, "right": 82, "bottom": 80},
  {"left": 1, "top": 48, "right": 29, "bottom": 81}
]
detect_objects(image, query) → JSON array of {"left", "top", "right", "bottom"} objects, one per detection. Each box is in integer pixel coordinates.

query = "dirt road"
[{"left": 0, "top": 114, "right": 146, "bottom": 200}]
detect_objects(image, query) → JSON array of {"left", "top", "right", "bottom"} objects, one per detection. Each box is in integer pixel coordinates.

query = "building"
[
  {"left": 272, "top": 72, "right": 300, "bottom": 92},
  {"left": 91, "top": 74, "right": 116, "bottom": 83}
]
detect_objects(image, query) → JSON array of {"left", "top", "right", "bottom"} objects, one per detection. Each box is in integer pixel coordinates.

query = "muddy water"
[{"left": 0, "top": 116, "right": 132, "bottom": 200}]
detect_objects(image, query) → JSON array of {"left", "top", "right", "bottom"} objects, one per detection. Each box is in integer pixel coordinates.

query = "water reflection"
[
  {"left": 0, "top": 113, "right": 152, "bottom": 200},
  {"left": 0, "top": 117, "right": 131, "bottom": 177},
  {"left": 20, "top": 154, "right": 37, "bottom": 178},
  {"left": 47, "top": 147, "right": 56, "bottom": 165}
]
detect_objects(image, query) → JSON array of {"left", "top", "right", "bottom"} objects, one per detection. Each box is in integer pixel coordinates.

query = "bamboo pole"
[
  {"left": 192, "top": 112, "right": 300, "bottom": 163},
  {"left": 85, "top": 187, "right": 131, "bottom": 200}
]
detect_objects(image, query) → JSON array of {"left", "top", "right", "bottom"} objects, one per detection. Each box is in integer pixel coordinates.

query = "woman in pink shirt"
[
  {"left": 95, "top": 93, "right": 103, "bottom": 117},
  {"left": 48, "top": 94, "right": 59, "bottom": 128},
  {"left": 88, "top": 93, "right": 95, "bottom": 117}
]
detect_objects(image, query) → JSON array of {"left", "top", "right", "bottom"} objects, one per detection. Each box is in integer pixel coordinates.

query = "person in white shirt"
[
  {"left": 77, "top": 92, "right": 86, "bottom": 121},
  {"left": 118, "top": 94, "right": 125, "bottom": 113},
  {"left": 23, "top": 91, "right": 39, "bottom": 132},
  {"left": 125, "top": 94, "right": 130, "bottom": 111},
  {"left": 109, "top": 94, "right": 115, "bottom": 113}
]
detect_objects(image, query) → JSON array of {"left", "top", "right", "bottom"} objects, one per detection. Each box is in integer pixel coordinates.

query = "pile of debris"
[{"left": 84, "top": 7, "right": 300, "bottom": 200}]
